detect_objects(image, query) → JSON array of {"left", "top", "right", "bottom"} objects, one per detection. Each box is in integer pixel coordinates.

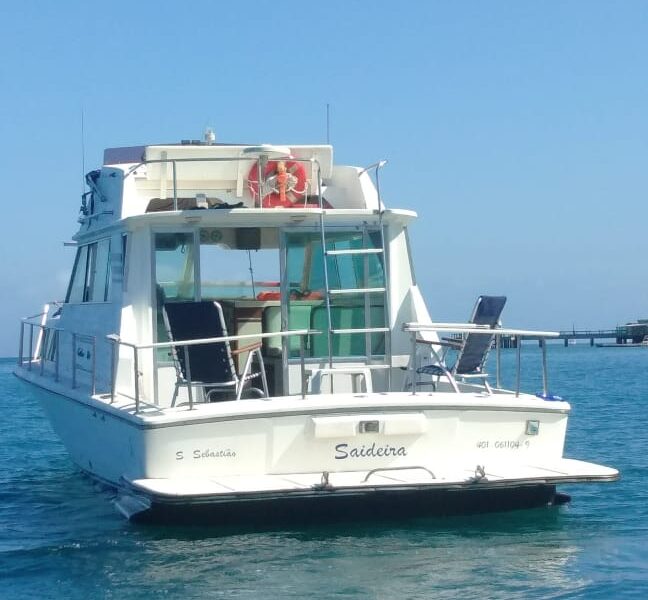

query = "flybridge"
[
  {"left": 86, "top": 142, "right": 382, "bottom": 222},
  {"left": 104, "top": 142, "right": 334, "bottom": 175}
]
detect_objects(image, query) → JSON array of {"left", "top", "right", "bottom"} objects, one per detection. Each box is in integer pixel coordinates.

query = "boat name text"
[
  {"left": 335, "top": 442, "right": 407, "bottom": 460},
  {"left": 175, "top": 448, "right": 237, "bottom": 460}
]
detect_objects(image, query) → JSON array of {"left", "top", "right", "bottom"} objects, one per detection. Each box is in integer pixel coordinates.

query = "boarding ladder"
[{"left": 316, "top": 162, "right": 392, "bottom": 391}]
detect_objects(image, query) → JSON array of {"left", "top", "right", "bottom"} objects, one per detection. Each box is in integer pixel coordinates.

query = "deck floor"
[{"left": 129, "top": 458, "right": 618, "bottom": 499}]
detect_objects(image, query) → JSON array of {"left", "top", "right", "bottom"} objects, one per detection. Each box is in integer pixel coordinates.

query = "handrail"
[
  {"left": 363, "top": 465, "right": 436, "bottom": 483},
  {"left": 107, "top": 329, "right": 321, "bottom": 412},
  {"left": 403, "top": 322, "right": 558, "bottom": 398},
  {"left": 78, "top": 210, "right": 114, "bottom": 224},
  {"left": 403, "top": 322, "right": 559, "bottom": 337},
  {"left": 19, "top": 320, "right": 322, "bottom": 411},
  {"left": 110, "top": 328, "right": 320, "bottom": 351},
  {"left": 18, "top": 321, "right": 94, "bottom": 390},
  {"left": 121, "top": 155, "right": 323, "bottom": 213},
  {"left": 124, "top": 155, "right": 320, "bottom": 177}
]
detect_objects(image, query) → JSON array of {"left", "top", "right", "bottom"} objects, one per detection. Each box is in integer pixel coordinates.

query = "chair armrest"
[
  {"left": 416, "top": 338, "right": 462, "bottom": 349},
  {"left": 231, "top": 341, "right": 263, "bottom": 355},
  {"left": 441, "top": 336, "right": 464, "bottom": 347}
]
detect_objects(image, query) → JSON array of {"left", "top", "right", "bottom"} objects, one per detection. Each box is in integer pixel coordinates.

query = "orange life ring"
[{"left": 248, "top": 160, "right": 307, "bottom": 208}]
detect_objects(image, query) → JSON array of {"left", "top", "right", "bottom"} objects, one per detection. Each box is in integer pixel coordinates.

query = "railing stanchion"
[
  {"left": 18, "top": 321, "right": 24, "bottom": 366},
  {"left": 183, "top": 345, "right": 193, "bottom": 410},
  {"left": 28, "top": 324, "right": 34, "bottom": 371},
  {"left": 409, "top": 331, "right": 417, "bottom": 394},
  {"left": 300, "top": 336, "right": 306, "bottom": 399},
  {"left": 91, "top": 336, "right": 96, "bottom": 396},
  {"left": 39, "top": 326, "right": 46, "bottom": 375},
  {"left": 515, "top": 337, "right": 522, "bottom": 397},
  {"left": 110, "top": 337, "right": 118, "bottom": 403},
  {"left": 541, "top": 338, "right": 548, "bottom": 396},
  {"left": 496, "top": 334, "right": 501, "bottom": 389},
  {"left": 133, "top": 346, "right": 140, "bottom": 413}
]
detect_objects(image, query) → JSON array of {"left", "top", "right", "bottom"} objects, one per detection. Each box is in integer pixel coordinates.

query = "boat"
[
  {"left": 595, "top": 336, "right": 648, "bottom": 347},
  {"left": 15, "top": 134, "right": 618, "bottom": 524},
  {"left": 595, "top": 343, "right": 648, "bottom": 348}
]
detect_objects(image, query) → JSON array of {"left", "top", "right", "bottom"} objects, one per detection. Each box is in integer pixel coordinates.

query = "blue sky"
[{"left": 1, "top": 1, "right": 647, "bottom": 355}]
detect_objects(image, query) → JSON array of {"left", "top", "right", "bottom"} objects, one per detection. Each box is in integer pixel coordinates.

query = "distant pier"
[
  {"left": 558, "top": 329, "right": 630, "bottom": 347},
  {"left": 500, "top": 324, "right": 648, "bottom": 348}
]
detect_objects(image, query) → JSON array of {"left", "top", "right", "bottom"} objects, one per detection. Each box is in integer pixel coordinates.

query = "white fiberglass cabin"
[{"left": 15, "top": 137, "right": 618, "bottom": 524}]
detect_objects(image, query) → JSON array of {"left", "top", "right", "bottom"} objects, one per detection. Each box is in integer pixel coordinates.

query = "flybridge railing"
[
  {"left": 107, "top": 329, "right": 321, "bottom": 413},
  {"left": 122, "top": 155, "right": 325, "bottom": 212},
  {"left": 402, "top": 323, "right": 560, "bottom": 397}
]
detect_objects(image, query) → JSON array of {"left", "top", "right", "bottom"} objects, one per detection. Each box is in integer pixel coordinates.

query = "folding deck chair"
[
  {"left": 416, "top": 295, "right": 507, "bottom": 393},
  {"left": 163, "top": 301, "right": 269, "bottom": 405}
]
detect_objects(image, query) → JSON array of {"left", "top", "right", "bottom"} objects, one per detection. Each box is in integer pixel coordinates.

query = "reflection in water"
[{"left": 113, "top": 509, "right": 591, "bottom": 599}]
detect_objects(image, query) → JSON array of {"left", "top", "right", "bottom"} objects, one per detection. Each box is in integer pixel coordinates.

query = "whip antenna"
[
  {"left": 247, "top": 250, "right": 256, "bottom": 297},
  {"left": 81, "top": 108, "right": 86, "bottom": 193}
]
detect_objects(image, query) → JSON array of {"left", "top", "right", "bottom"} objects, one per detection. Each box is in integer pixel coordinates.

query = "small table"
[{"left": 306, "top": 367, "right": 373, "bottom": 393}]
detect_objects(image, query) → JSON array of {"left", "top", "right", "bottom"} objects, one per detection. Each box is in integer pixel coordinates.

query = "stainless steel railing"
[
  {"left": 19, "top": 317, "right": 321, "bottom": 411},
  {"left": 403, "top": 323, "right": 559, "bottom": 397},
  {"left": 107, "top": 329, "right": 321, "bottom": 413},
  {"left": 122, "top": 155, "right": 324, "bottom": 213},
  {"left": 18, "top": 320, "right": 100, "bottom": 394}
]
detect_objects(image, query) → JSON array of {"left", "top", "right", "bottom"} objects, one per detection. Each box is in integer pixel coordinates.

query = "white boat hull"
[{"left": 17, "top": 367, "right": 618, "bottom": 523}]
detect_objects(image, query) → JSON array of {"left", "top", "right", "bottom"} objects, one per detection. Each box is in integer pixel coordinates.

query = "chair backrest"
[
  {"left": 163, "top": 301, "right": 237, "bottom": 384},
  {"left": 454, "top": 296, "right": 506, "bottom": 375}
]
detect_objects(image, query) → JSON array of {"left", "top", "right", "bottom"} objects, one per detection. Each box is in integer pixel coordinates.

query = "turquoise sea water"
[{"left": 1, "top": 346, "right": 646, "bottom": 599}]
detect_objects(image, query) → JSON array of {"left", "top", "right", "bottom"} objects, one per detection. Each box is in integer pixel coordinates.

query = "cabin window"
[
  {"left": 88, "top": 238, "right": 111, "bottom": 301},
  {"left": 153, "top": 229, "right": 279, "bottom": 361},
  {"left": 66, "top": 246, "right": 89, "bottom": 303},
  {"left": 65, "top": 238, "right": 111, "bottom": 303},
  {"left": 285, "top": 229, "right": 386, "bottom": 358},
  {"left": 154, "top": 232, "right": 196, "bottom": 302},
  {"left": 154, "top": 232, "right": 196, "bottom": 355},
  {"left": 199, "top": 228, "right": 279, "bottom": 300}
]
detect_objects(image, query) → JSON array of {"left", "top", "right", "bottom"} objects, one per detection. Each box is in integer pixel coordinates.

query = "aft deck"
[{"left": 128, "top": 458, "right": 618, "bottom": 501}]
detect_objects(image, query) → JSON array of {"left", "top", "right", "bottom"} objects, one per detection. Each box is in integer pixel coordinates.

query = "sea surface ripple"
[{"left": 1, "top": 347, "right": 646, "bottom": 599}]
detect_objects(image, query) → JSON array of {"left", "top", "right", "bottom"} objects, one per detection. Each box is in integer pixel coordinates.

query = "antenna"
[
  {"left": 81, "top": 108, "right": 86, "bottom": 194},
  {"left": 247, "top": 250, "right": 256, "bottom": 297}
]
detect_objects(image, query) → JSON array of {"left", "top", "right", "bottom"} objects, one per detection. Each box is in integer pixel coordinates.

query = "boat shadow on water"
[
  {"left": 129, "top": 507, "right": 572, "bottom": 549},
  {"left": 127, "top": 488, "right": 571, "bottom": 538}
]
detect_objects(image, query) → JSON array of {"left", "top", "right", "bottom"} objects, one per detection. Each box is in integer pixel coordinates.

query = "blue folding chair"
[
  {"left": 416, "top": 296, "right": 507, "bottom": 393},
  {"left": 163, "top": 301, "right": 269, "bottom": 405}
]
